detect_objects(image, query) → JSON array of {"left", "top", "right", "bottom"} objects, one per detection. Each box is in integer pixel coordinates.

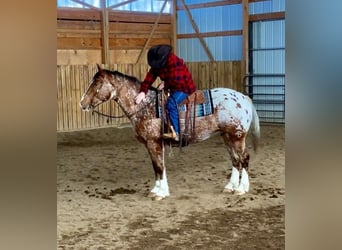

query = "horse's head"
[{"left": 80, "top": 64, "right": 115, "bottom": 111}]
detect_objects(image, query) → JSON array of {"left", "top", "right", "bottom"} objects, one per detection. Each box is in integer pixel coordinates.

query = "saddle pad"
[
  {"left": 178, "top": 89, "right": 213, "bottom": 117},
  {"left": 156, "top": 89, "right": 213, "bottom": 118}
]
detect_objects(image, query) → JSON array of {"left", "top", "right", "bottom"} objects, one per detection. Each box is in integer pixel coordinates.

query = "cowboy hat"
[{"left": 147, "top": 45, "right": 172, "bottom": 68}]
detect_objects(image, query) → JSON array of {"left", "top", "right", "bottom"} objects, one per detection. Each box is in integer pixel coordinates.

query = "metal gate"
[{"left": 246, "top": 19, "right": 285, "bottom": 123}]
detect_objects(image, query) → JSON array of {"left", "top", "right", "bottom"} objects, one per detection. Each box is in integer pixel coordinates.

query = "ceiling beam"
[
  {"left": 250, "top": 11, "right": 285, "bottom": 21},
  {"left": 178, "top": 30, "right": 242, "bottom": 39}
]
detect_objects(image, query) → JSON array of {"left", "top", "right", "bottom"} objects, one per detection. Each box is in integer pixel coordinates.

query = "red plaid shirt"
[{"left": 139, "top": 52, "right": 196, "bottom": 95}]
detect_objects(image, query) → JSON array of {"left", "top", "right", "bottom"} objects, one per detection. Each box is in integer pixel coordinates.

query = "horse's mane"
[
  {"left": 100, "top": 69, "right": 159, "bottom": 92},
  {"left": 108, "top": 70, "right": 141, "bottom": 84}
]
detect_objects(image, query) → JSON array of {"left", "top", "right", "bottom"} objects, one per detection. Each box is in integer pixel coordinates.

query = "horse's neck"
[
  {"left": 113, "top": 82, "right": 139, "bottom": 116},
  {"left": 113, "top": 80, "right": 156, "bottom": 120}
]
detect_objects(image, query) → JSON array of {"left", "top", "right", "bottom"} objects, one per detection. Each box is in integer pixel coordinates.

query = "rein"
[{"left": 92, "top": 109, "right": 126, "bottom": 119}]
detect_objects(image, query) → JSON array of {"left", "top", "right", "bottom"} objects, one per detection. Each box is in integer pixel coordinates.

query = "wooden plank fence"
[{"left": 57, "top": 61, "right": 243, "bottom": 132}]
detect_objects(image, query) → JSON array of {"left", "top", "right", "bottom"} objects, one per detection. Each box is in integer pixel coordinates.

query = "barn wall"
[
  {"left": 56, "top": 3, "right": 285, "bottom": 132},
  {"left": 57, "top": 8, "right": 172, "bottom": 65},
  {"left": 57, "top": 61, "right": 243, "bottom": 132}
]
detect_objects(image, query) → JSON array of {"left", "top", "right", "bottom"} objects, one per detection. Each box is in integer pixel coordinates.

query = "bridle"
[{"left": 91, "top": 86, "right": 160, "bottom": 120}]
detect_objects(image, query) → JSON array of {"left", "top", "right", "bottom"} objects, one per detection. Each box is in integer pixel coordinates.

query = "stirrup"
[
  {"left": 162, "top": 126, "right": 179, "bottom": 141},
  {"left": 162, "top": 132, "right": 179, "bottom": 141}
]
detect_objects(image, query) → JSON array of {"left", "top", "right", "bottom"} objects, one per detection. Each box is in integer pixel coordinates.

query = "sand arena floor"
[{"left": 57, "top": 124, "right": 285, "bottom": 249}]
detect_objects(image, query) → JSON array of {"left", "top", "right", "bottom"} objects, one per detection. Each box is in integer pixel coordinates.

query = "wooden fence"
[{"left": 57, "top": 61, "right": 243, "bottom": 132}]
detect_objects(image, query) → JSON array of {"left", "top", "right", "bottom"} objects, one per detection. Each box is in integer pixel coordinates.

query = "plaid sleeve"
[
  {"left": 139, "top": 69, "right": 157, "bottom": 94},
  {"left": 170, "top": 55, "right": 196, "bottom": 94},
  {"left": 187, "top": 77, "right": 196, "bottom": 93}
]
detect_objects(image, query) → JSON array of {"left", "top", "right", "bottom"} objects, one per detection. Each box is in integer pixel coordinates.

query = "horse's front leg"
[{"left": 145, "top": 140, "right": 170, "bottom": 200}]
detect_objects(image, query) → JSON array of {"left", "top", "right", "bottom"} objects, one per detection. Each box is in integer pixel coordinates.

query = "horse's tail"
[{"left": 248, "top": 97, "right": 260, "bottom": 152}]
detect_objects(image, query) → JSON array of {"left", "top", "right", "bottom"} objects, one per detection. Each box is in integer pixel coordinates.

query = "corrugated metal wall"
[
  {"left": 177, "top": 0, "right": 286, "bottom": 123},
  {"left": 177, "top": 1, "right": 243, "bottom": 61},
  {"left": 249, "top": 0, "right": 285, "bottom": 14},
  {"left": 248, "top": 0, "right": 285, "bottom": 123}
]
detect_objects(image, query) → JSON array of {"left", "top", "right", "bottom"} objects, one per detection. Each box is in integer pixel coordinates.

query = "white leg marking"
[
  {"left": 150, "top": 180, "right": 161, "bottom": 195},
  {"left": 151, "top": 170, "right": 170, "bottom": 200},
  {"left": 235, "top": 168, "right": 249, "bottom": 195},
  {"left": 160, "top": 169, "right": 170, "bottom": 197},
  {"left": 224, "top": 166, "right": 240, "bottom": 192}
]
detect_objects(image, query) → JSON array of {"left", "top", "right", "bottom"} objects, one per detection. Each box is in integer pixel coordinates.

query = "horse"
[{"left": 79, "top": 64, "right": 260, "bottom": 201}]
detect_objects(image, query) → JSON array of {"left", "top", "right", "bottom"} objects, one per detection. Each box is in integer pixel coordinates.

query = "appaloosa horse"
[{"left": 80, "top": 65, "right": 260, "bottom": 200}]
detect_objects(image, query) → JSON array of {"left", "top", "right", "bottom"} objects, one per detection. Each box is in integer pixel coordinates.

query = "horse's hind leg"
[
  {"left": 221, "top": 132, "right": 250, "bottom": 195},
  {"left": 237, "top": 150, "right": 250, "bottom": 195},
  {"left": 145, "top": 140, "right": 170, "bottom": 200}
]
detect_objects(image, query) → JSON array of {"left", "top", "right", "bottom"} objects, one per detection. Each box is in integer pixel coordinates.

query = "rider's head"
[{"left": 147, "top": 45, "right": 172, "bottom": 69}]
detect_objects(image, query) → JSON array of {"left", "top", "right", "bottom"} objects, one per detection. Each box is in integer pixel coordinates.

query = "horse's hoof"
[
  {"left": 223, "top": 188, "right": 234, "bottom": 193},
  {"left": 153, "top": 195, "right": 165, "bottom": 201},
  {"left": 148, "top": 192, "right": 157, "bottom": 198},
  {"left": 235, "top": 191, "right": 246, "bottom": 195}
]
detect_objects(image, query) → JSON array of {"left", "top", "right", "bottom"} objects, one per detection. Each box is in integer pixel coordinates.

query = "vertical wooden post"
[
  {"left": 242, "top": 0, "right": 249, "bottom": 80},
  {"left": 171, "top": 0, "right": 177, "bottom": 54},
  {"left": 101, "top": 0, "right": 109, "bottom": 65}
]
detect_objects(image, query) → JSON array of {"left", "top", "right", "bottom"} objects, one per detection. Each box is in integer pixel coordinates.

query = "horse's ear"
[{"left": 96, "top": 64, "right": 102, "bottom": 72}]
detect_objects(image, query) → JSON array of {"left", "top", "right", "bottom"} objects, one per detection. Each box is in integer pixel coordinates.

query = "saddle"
[
  {"left": 157, "top": 89, "right": 213, "bottom": 146},
  {"left": 179, "top": 90, "right": 206, "bottom": 105}
]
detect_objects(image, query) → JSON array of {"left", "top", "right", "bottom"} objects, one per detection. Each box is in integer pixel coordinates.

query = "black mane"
[
  {"left": 96, "top": 68, "right": 159, "bottom": 91},
  {"left": 110, "top": 70, "right": 141, "bottom": 84}
]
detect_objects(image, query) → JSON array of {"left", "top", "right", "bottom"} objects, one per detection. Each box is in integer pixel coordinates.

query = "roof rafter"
[
  {"left": 136, "top": 0, "right": 169, "bottom": 64},
  {"left": 107, "top": 0, "right": 138, "bottom": 10},
  {"left": 69, "top": 0, "right": 99, "bottom": 10},
  {"left": 179, "top": 0, "right": 214, "bottom": 62}
]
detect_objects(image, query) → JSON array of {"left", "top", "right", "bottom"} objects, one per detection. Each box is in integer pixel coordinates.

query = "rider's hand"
[
  {"left": 135, "top": 92, "right": 146, "bottom": 104},
  {"left": 157, "top": 82, "right": 165, "bottom": 90}
]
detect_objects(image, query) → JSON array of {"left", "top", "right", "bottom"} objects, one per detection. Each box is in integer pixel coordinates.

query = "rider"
[{"left": 135, "top": 44, "right": 196, "bottom": 141}]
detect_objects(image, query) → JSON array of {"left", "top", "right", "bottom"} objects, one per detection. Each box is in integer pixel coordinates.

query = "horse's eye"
[{"left": 96, "top": 83, "right": 102, "bottom": 93}]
